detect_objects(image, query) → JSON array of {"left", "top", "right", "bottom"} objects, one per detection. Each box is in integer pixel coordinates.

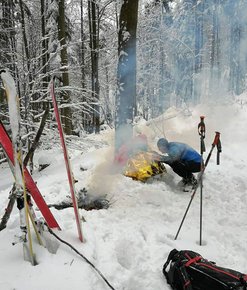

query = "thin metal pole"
[
  {"left": 198, "top": 116, "right": 206, "bottom": 246},
  {"left": 174, "top": 132, "right": 220, "bottom": 241}
]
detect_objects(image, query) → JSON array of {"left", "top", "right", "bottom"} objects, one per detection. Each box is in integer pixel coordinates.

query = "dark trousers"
[{"left": 169, "top": 160, "right": 201, "bottom": 179}]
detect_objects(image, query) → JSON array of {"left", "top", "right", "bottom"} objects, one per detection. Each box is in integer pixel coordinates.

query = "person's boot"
[
  {"left": 186, "top": 174, "right": 197, "bottom": 188},
  {"left": 191, "top": 174, "right": 198, "bottom": 186},
  {"left": 182, "top": 177, "right": 189, "bottom": 185},
  {"left": 182, "top": 175, "right": 197, "bottom": 186}
]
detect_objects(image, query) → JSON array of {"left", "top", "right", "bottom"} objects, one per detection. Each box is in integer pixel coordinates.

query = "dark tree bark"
[
  {"left": 0, "top": 0, "right": 13, "bottom": 67},
  {"left": 80, "top": 0, "right": 86, "bottom": 90},
  {"left": 19, "top": 0, "right": 33, "bottom": 105},
  {"left": 41, "top": 0, "right": 50, "bottom": 110},
  {"left": 80, "top": 0, "right": 88, "bottom": 132},
  {"left": 88, "top": 0, "right": 100, "bottom": 133},
  {"left": 194, "top": 0, "right": 204, "bottom": 74},
  {"left": 115, "top": 0, "right": 139, "bottom": 150},
  {"left": 0, "top": 0, "right": 18, "bottom": 121},
  {"left": 228, "top": 2, "right": 242, "bottom": 95},
  {"left": 18, "top": 0, "right": 36, "bottom": 158},
  {"left": 210, "top": 0, "right": 221, "bottom": 96},
  {"left": 57, "top": 0, "right": 72, "bottom": 135},
  {"left": 0, "top": 184, "right": 16, "bottom": 231},
  {"left": 23, "top": 108, "right": 49, "bottom": 173},
  {"left": 193, "top": 0, "right": 204, "bottom": 103}
]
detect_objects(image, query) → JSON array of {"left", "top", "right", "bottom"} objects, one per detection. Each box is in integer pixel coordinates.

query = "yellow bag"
[{"left": 123, "top": 151, "right": 166, "bottom": 182}]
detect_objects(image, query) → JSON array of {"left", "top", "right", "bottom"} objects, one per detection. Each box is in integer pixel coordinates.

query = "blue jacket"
[{"left": 159, "top": 142, "right": 202, "bottom": 164}]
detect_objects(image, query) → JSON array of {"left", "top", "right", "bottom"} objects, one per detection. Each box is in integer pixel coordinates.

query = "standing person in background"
[{"left": 155, "top": 138, "right": 202, "bottom": 186}]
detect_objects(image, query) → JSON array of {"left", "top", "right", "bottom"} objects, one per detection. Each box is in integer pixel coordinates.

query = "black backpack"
[{"left": 163, "top": 249, "right": 247, "bottom": 290}]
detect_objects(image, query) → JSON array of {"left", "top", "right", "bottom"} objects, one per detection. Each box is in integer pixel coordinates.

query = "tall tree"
[
  {"left": 80, "top": 0, "right": 88, "bottom": 131},
  {"left": 57, "top": 0, "right": 72, "bottom": 134},
  {"left": 0, "top": 0, "right": 18, "bottom": 120},
  {"left": 0, "top": 0, "right": 14, "bottom": 69},
  {"left": 194, "top": 0, "right": 204, "bottom": 73},
  {"left": 209, "top": 0, "right": 221, "bottom": 99},
  {"left": 41, "top": 0, "right": 50, "bottom": 110},
  {"left": 193, "top": 0, "right": 204, "bottom": 103},
  {"left": 115, "top": 0, "right": 139, "bottom": 150},
  {"left": 228, "top": 1, "right": 242, "bottom": 95},
  {"left": 80, "top": 0, "right": 86, "bottom": 90},
  {"left": 88, "top": 0, "right": 100, "bottom": 133}
]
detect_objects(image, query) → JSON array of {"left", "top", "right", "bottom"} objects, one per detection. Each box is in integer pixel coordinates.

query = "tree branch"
[{"left": 23, "top": 108, "right": 49, "bottom": 167}]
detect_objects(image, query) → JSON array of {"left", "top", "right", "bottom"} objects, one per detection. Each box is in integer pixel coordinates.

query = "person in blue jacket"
[{"left": 155, "top": 138, "right": 202, "bottom": 185}]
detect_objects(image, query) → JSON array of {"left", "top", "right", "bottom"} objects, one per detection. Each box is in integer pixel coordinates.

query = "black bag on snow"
[{"left": 163, "top": 249, "right": 247, "bottom": 290}]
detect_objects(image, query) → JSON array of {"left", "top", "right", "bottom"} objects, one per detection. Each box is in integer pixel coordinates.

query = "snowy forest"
[
  {"left": 1, "top": 0, "right": 247, "bottom": 140},
  {"left": 1, "top": 1, "right": 247, "bottom": 290}
]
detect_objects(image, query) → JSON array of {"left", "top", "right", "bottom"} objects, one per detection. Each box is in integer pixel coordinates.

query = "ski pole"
[
  {"left": 174, "top": 131, "right": 221, "bottom": 241},
  {"left": 50, "top": 77, "right": 83, "bottom": 242},
  {"left": 204, "top": 132, "right": 221, "bottom": 167},
  {"left": 198, "top": 116, "right": 206, "bottom": 246},
  {"left": 198, "top": 116, "right": 206, "bottom": 154},
  {"left": 216, "top": 137, "right": 222, "bottom": 165}
]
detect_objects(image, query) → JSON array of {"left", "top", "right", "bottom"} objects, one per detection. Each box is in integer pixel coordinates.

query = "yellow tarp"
[{"left": 123, "top": 151, "right": 166, "bottom": 182}]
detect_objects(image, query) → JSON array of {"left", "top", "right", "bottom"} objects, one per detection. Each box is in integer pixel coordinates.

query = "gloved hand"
[{"left": 150, "top": 151, "right": 164, "bottom": 162}]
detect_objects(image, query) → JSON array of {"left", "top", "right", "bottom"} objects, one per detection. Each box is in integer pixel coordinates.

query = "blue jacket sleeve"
[
  {"left": 159, "top": 143, "right": 183, "bottom": 164},
  {"left": 158, "top": 142, "right": 201, "bottom": 164}
]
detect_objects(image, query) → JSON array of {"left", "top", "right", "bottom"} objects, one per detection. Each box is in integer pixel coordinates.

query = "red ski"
[
  {"left": 50, "top": 78, "right": 83, "bottom": 242},
  {"left": 0, "top": 121, "right": 60, "bottom": 229}
]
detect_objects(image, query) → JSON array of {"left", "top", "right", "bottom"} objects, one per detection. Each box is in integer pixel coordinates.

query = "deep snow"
[{"left": 0, "top": 101, "right": 247, "bottom": 290}]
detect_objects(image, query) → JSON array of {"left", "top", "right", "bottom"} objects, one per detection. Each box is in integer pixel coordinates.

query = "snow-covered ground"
[{"left": 0, "top": 102, "right": 247, "bottom": 290}]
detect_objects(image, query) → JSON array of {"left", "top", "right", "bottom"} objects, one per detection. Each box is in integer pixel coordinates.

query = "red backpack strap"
[{"left": 185, "top": 256, "right": 202, "bottom": 267}]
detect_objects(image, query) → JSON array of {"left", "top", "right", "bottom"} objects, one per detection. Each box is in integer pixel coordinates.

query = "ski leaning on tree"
[
  {"left": 1, "top": 69, "right": 39, "bottom": 265},
  {"left": 0, "top": 71, "right": 116, "bottom": 289},
  {"left": 0, "top": 120, "right": 60, "bottom": 230}
]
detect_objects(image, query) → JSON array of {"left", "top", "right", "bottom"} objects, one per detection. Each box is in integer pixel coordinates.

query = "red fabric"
[
  {"left": 114, "top": 134, "right": 148, "bottom": 167},
  {"left": 185, "top": 256, "right": 202, "bottom": 267},
  {"left": 114, "top": 143, "right": 130, "bottom": 166}
]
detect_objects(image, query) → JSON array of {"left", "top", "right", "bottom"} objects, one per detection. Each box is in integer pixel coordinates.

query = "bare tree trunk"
[
  {"left": 58, "top": 0, "right": 72, "bottom": 135},
  {"left": 88, "top": 0, "right": 100, "bottom": 133},
  {"left": 80, "top": 0, "right": 87, "bottom": 131},
  {"left": 193, "top": 0, "right": 204, "bottom": 104},
  {"left": 115, "top": 1, "right": 119, "bottom": 31},
  {"left": 229, "top": 2, "right": 242, "bottom": 95},
  {"left": 19, "top": 0, "right": 35, "bottom": 156},
  {"left": 19, "top": 0, "right": 32, "bottom": 92},
  {"left": 115, "top": 0, "right": 139, "bottom": 150},
  {"left": 210, "top": 0, "right": 221, "bottom": 99},
  {"left": 41, "top": 0, "right": 50, "bottom": 110},
  {"left": 80, "top": 0, "right": 86, "bottom": 90},
  {"left": 23, "top": 108, "right": 49, "bottom": 173},
  {"left": 1, "top": 0, "right": 13, "bottom": 67},
  {"left": 0, "top": 0, "right": 19, "bottom": 120}
]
